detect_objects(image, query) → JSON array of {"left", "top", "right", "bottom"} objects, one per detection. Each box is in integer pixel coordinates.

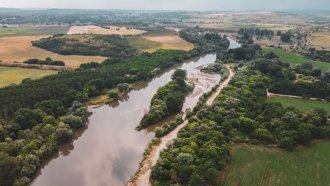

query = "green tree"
[
  {"left": 14, "top": 109, "right": 44, "bottom": 130},
  {"left": 0, "top": 152, "right": 18, "bottom": 186}
]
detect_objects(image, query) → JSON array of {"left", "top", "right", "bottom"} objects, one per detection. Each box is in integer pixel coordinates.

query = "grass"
[
  {"left": 0, "top": 26, "right": 69, "bottom": 37},
  {"left": 262, "top": 48, "right": 330, "bottom": 72},
  {"left": 127, "top": 36, "right": 161, "bottom": 51},
  {"left": 0, "top": 36, "right": 106, "bottom": 68},
  {"left": 0, "top": 66, "right": 57, "bottom": 88},
  {"left": 221, "top": 142, "right": 330, "bottom": 186},
  {"left": 269, "top": 96, "right": 330, "bottom": 113}
]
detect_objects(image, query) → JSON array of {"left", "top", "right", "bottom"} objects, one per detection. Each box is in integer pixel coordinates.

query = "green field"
[
  {"left": 269, "top": 96, "right": 330, "bottom": 113},
  {"left": 221, "top": 142, "right": 330, "bottom": 186},
  {"left": 0, "top": 67, "right": 57, "bottom": 87},
  {"left": 262, "top": 48, "right": 330, "bottom": 72},
  {"left": 0, "top": 26, "right": 70, "bottom": 37},
  {"left": 127, "top": 36, "right": 161, "bottom": 51}
]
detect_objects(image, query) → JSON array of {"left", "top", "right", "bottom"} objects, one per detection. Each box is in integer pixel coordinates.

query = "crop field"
[
  {"left": 269, "top": 96, "right": 330, "bottom": 113},
  {"left": 262, "top": 48, "right": 330, "bottom": 72},
  {"left": 0, "top": 66, "right": 56, "bottom": 87},
  {"left": 0, "top": 36, "right": 106, "bottom": 68},
  {"left": 221, "top": 142, "right": 330, "bottom": 186},
  {"left": 142, "top": 35, "right": 194, "bottom": 52},
  {"left": 67, "top": 25, "right": 146, "bottom": 35},
  {"left": 0, "top": 26, "right": 69, "bottom": 37},
  {"left": 309, "top": 31, "right": 330, "bottom": 51},
  {"left": 127, "top": 36, "right": 161, "bottom": 51}
]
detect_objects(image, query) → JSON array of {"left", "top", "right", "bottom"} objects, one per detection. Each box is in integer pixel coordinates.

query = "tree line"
[{"left": 24, "top": 57, "right": 65, "bottom": 66}]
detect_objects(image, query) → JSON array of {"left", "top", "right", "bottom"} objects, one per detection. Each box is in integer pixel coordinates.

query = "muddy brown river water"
[
  {"left": 31, "top": 54, "right": 220, "bottom": 186},
  {"left": 31, "top": 38, "right": 241, "bottom": 186}
]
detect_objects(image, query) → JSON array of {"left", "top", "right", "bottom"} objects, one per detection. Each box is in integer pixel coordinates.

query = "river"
[{"left": 31, "top": 38, "right": 240, "bottom": 186}]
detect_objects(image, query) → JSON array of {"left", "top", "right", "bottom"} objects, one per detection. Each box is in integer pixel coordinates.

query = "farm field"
[
  {"left": 308, "top": 31, "right": 330, "bottom": 51},
  {"left": 262, "top": 48, "right": 330, "bottom": 72},
  {"left": 127, "top": 36, "right": 161, "bottom": 51},
  {"left": 0, "top": 26, "right": 69, "bottom": 37},
  {"left": 0, "top": 36, "right": 106, "bottom": 68},
  {"left": 221, "top": 142, "right": 330, "bottom": 186},
  {"left": 142, "top": 35, "right": 194, "bottom": 52},
  {"left": 0, "top": 66, "right": 56, "bottom": 87},
  {"left": 269, "top": 96, "right": 330, "bottom": 113},
  {"left": 67, "top": 25, "right": 146, "bottom": 35}
]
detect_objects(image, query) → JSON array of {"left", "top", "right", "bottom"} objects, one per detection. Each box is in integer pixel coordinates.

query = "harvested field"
[
  {"left": 0, "top": 66, "right": 56, "bottom": 88},
  {"left": 0, "top": 36, "right": 106, "bottom": 68},
  {"left": 308, "top": 31, "right": 330, "bottom": 51},
  {"left": 0, "top": 25, "right": 70, "bottom": 37},
  {"left": 142, "top": 35, "right": 194, "bottom": 52},
  {"left": 67, "top": 25, "right": 146, "bottom": 36}
]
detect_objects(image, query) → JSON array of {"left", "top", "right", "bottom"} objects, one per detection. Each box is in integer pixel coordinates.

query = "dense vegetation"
[
  {"left": 305, "top": 48, "right": 330, "bottom": 63},
  {"left": 138, "top": 69, "right": 192, "bottom": 129},
  {"left": 238, "top": 28, "right": 274, "bottom": 44},
  {"left": 151, "top": 55, "right": 330, "bottom": 185},
  {"left": 32, "top": 34, "right": 137, "bottom": 59},
  {"left": 218, "top": 44, "right": 261, "bottom": 61},
  {"left": 23, "top": 57, "right": 65, "bottom": 66},
  {"left": 0, "top": 49, "right": 197, "bottom": 185},
  {"left": 255, "top": 58, "right": 330, "bottom": 100},
  {"left": 179, "top": 27, "right": 229, "bottom": 54}
]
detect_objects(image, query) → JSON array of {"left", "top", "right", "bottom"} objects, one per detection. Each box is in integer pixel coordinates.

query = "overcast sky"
[{"left": 0, "top": 0, "right": 329, "bottom": 11}]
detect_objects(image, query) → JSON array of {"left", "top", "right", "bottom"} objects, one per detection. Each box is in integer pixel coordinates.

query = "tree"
[
  {"left": 239, "top": 117, "right": 259, "bottom": 134},
  {"left": 56, "top": 127, "right": 73, "bottom": 144},
  {"left": 280, "top": 31, "right": 292, "bottom": 43},
  {"left": 61, "top": 115, "right": 84, "bottom": 128},
  {"left": 14, "top": 109, "right": 44, "bottom": 130},
  {"left": 117, "top": 83, "right": 129, "bottom": 93},
  {"left": 35, "top": 99, "right": 65, "bottom": 117},
  {"left": 172, "top": 69, "right": 187, "bottom": 80},
  {"left": 0, "top": 152, "right": 18, "bottom": 186},
  {"left": 265, "top": 51, "right": 279, "bottom": 59},
  {"left": 279, "top": 136, "right": 295, "bottom": 149},
  {"left": 166, "top": 92, "right": 184, "bottom": 113},
  {"left": 108, "top": 89, "right": 119, "bottom": 100},
  {"left": 254, "top": 128, "right": 273, "bottom": 142}
]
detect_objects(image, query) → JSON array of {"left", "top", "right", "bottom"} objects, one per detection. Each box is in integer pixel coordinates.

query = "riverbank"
[{"left": 128, "top": 65, "right": 234, "bottom": 186}]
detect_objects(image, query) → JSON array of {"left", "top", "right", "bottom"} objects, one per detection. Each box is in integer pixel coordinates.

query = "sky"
[{"left": 0, "top": 0, "right": 330, "bottom": 11}]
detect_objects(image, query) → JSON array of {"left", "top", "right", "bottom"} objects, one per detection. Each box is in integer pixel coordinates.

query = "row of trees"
[
  {"left": 305, "top": 48, "right": 330, "bottom": 63},
  {"left": 151, "top": 56, "right": 330, "bottom": 185},
  {"left": 138, "top": 69, "right": 192, "bottom": 129},
  {"left": 24, "top": 57, "right": 65, "bottom": 66}
]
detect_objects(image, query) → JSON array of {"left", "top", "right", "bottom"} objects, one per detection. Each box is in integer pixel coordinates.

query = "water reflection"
[{"left": 31, "top": 54, "right": 219, "bottom": 186}]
